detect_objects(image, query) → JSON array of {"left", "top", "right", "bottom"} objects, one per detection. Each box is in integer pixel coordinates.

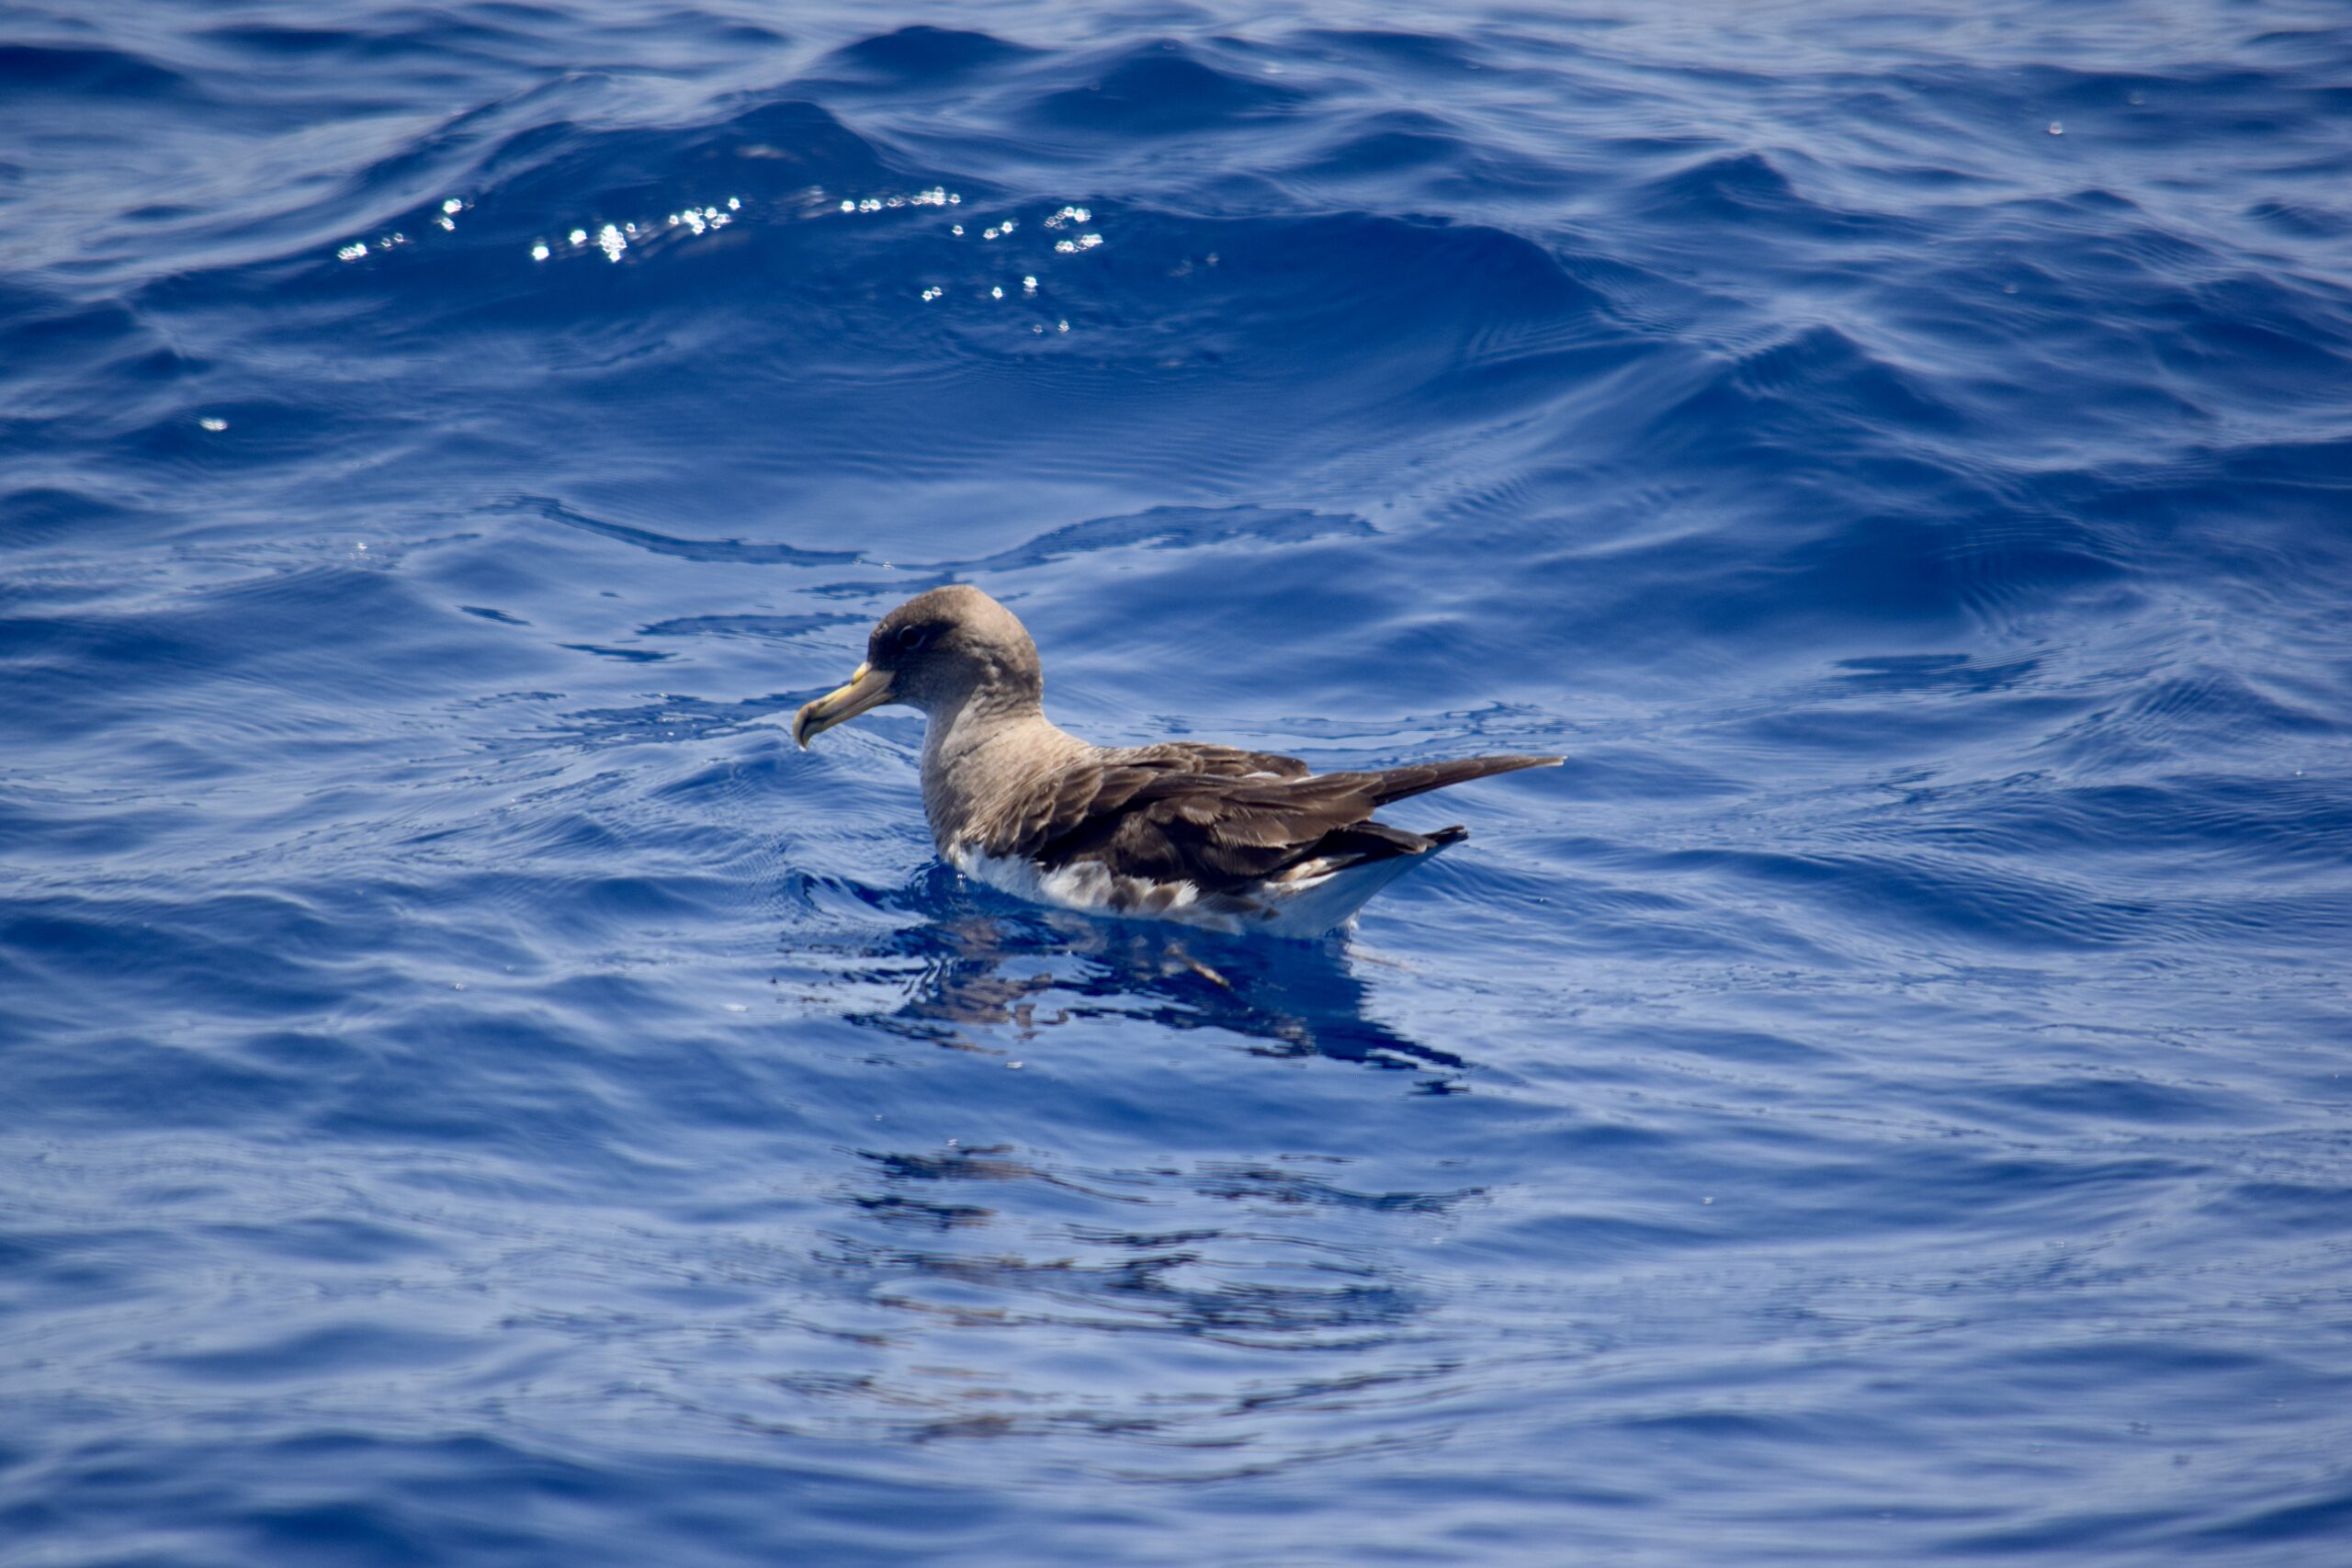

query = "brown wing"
[
  {"left": 1103, "top": 741, "right": 1311, "bottom": 779},
  {"left": 984, "top": 753, "right": 1559, "bottom": 894}
]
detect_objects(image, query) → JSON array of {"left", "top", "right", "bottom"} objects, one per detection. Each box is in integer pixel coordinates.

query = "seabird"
[{"left": 793, "top": 584, "right": 1559, "bottom": 938}]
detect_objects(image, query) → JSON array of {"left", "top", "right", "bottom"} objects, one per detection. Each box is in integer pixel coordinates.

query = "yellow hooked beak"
[{"left": 792, "top": 662, "right": 895, "bottom": 748}]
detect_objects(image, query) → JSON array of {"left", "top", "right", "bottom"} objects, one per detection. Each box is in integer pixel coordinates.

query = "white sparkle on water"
[
  {"left": 596, "top": 223, "right": 626, "bottom": 261},
  {"left": 198, "top": 416, "right": 228, "bottom": 432},
  {"left": 530, "top": 242, "right": 550, "bottom": 261}
]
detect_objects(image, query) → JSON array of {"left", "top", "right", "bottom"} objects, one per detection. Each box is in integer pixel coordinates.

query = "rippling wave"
[{"left": 5, "top": 2, "right": 2350, "bottom": 1563}]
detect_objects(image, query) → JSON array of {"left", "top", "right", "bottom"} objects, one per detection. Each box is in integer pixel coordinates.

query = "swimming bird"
[{"left": 792, "top": 584, "right": 1559, "bottom": 937}]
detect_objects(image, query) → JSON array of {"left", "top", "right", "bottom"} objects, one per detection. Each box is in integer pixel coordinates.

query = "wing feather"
[
  {"left": 979, "top": 751, "right": 1558, "bottom": 895},
  {"left": 1104, "top": 741, "right": 1312, "bottom": 779}
]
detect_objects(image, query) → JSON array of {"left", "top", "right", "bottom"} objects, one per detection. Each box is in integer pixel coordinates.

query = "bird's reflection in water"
[
  {"left": 774, "top": 869, "right": 1481, "bottom": 1452},
  {"left": 812, "top": 866, "right": 1468, "bottom": 1088}
]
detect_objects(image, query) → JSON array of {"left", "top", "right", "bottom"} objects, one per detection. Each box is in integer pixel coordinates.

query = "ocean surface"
[{"left": 5, "top": 2, "right": 2351, "bottom": 1562}]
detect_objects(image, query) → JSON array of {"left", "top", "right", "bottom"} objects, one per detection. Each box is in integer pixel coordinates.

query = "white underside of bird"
[{"left": 951, "top": 839, "right": 1458, "bottom": 940}]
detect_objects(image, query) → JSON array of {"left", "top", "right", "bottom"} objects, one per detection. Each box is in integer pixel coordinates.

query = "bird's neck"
[{"left": 918, "top": 689, "right": 1080, "bottom": 853}]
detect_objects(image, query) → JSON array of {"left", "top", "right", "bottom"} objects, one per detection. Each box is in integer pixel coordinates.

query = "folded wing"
[{"left": 984, "top": 752, "right": 1561, "bottom": 895}]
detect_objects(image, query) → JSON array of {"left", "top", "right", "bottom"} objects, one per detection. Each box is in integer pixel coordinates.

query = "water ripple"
[{"left": 6, "top": 3, "right": 2352, "bottom": 1564}]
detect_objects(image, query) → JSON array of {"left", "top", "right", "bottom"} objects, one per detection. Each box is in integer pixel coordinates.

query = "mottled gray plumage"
[{"left": 793, "top": 584, "right": 1559, "bottom": 933}]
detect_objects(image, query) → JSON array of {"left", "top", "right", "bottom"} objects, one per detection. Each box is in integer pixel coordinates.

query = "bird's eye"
[{"left": 897, "top": 626, "right": 929, "bottom": 650}]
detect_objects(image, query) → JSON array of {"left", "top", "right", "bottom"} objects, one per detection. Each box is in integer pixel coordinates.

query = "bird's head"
[{"left": 792, "top": 584, "right": 1043, "bottom": 747}]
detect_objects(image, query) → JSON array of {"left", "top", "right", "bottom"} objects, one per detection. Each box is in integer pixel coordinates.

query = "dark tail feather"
[
  {"left": 1359, "top": 753, "right": 1562, "bottom": 807},
  {"left": 1282, "top": 820, "right": 1469, "bottom": 880},
  {"left": 1306, "top": 818, "right": 1461, "bottom": 863}
]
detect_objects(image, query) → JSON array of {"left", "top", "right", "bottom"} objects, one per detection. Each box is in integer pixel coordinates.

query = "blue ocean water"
[{"left": 5, "top": 1, "right": 2351, "bottom": 1562}]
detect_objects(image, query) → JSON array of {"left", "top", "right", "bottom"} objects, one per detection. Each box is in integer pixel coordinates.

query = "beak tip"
[{"left": 790, "top": 663, "right": 888, "bottom": 753}]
